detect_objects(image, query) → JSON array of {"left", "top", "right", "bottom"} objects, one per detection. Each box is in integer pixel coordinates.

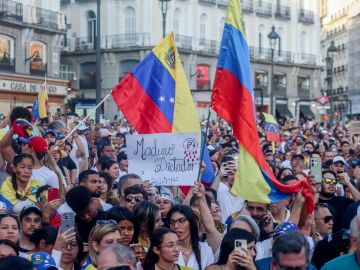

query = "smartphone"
[
  {"left": 47, "top": 188, "right": 59, "bottom": 202},
  {"left": 67, "top": 115, "right": 74, "bottom": 129},
  {"left": 60, "top": 212, "right": 75, "bottom": 233},
  {"left": 310, "top": 157, "right": 322, "bottom": 183},
  {"left": 234, "top": 239, "right": 247, "bottom": 251}
]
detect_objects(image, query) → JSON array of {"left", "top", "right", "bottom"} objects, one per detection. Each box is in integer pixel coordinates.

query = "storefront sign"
[{"left": 0, "top": 78, "right": 66, "bottom": 95}]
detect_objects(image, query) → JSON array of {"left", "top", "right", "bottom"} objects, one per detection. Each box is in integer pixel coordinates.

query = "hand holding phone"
[{"left": 60, "top": 212, "right": 75, "bottom": 233}]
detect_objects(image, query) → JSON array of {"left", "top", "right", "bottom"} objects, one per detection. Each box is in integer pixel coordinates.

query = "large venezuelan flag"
[
  {"left": 32, "top": 81, "right": 48, "bottom": 121},
  {"left": 112, "top": 32, "right": 199, "bottom": 134},
  {"left": 211, "top": 0, "right": 314, "bottom": 212}
]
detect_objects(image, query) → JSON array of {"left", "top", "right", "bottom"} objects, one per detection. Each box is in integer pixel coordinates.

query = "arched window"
[
  {"left": 173, "top": 8, "right": 181, "bottom": 34},
  {"left": 80, "top": 62, "right": 96, "bottom": 89},
  {"left": 200, "top": 13, "right": 207, "bottom": 45},
  {"left": 0, "top": 35, "right": 15, "bottom": 72},
  {"left": 124, "top": 7, "right": 136, "bottom": 36},
  {"left": 29, "top": 41, "right": 47, "bottom": 75},
  {"left": 87, "top": 11, "right": 96, "bottom": 44},
  {"left": 219, "top": 17, "right": 225, "bottom": 40}
]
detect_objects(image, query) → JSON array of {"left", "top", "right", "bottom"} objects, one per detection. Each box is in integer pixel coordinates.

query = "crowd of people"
[{"left": 0, "top": 104, "right": 359, "bottom": 270}]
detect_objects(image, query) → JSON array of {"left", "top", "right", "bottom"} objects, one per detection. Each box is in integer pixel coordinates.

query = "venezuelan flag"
[
  {"left": 262, "top": 113, "right": 281, "bottom": 142},
  {"left": 211, "top": 0, "right": 314, "bottom": 212},
  {"left": 32, "top": 81, "right": 48, "bottom": 121}
]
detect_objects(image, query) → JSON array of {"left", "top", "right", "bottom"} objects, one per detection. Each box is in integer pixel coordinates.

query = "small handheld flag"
[{"left": 262, "top": 113, "right": 281, "bottom": 142}]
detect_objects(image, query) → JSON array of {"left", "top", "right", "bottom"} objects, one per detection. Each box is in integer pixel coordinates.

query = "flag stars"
[
  {"left": 159, "top": 96, "right": 165, "bottom": 102},
  {"left": 169, "top": 97, "right": 175, "bottom": 104}
]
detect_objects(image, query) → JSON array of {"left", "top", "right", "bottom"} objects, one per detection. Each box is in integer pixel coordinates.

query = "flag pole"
[
  {"left": 271, "top": 141, "right": 276, "bottom": 173},
  {"left": 196, "top": 106, "right": 212, "bottom": 182},
  {"left": 63, "top": 92, "right": 112, "bottom": 141}
]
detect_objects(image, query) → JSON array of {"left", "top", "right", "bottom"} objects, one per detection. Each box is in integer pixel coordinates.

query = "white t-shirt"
[
  {"left": 176, "top": 242, "right": 214, "bottom": 270},
  {"left": 32, "top": 166, "right": 59, "bottom": 188},
  {"left": 218, "top": 181, "right": 245, "bottom": 223}
]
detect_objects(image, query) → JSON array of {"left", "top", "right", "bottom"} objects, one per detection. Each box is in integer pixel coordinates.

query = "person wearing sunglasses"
[
  {"left": 318, "top": 170, "right": 354, "bottom": 233},
  {"left": 123, "top": 185, "right": 148, "bottom": 211},
  {"left": 314, "top": 203, "right": 333, "bottom": 240}
]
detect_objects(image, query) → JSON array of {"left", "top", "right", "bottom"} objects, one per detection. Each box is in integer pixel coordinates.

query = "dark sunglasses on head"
[
  {"left": 125, "top": 195, "right": 143, "bottom": 203},
  {"left": 322, "top": 178, "right": 337, "bottom": 185}
]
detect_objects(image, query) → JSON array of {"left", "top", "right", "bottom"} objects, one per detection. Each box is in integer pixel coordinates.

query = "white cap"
[
  {"left": 77, "top": 122, "right": 88, "bottom": 131},
  {"left": 333, "top": 156, "right": 345, "bottom": 164}
]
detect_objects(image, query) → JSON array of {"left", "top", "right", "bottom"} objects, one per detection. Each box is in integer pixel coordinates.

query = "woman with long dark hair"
[
  {"left": 0, "top": 153, "right": 42, "bottom": 213},
  {"left": 143, "top": 227, "right": 181, "bottom": 270},
  {"left": 167, "top": 205, "right": 214, "bottom": 270},
  {"left": 206, "top": 228, "right": 257, "bottom": 270}
]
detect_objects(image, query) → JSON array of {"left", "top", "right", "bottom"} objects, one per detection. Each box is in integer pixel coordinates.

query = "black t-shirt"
[
  {"left": 60, "top": 156, "right": 77, "bottom": 171},
  {"left": 341, "top": 200, "right": 360, "bottom": 230},
  {"left": 318, "top": 196, "right": 353, "bottom": 233},
  {"left": 76, "top": 210, "right": 108, "bottom": 244}
]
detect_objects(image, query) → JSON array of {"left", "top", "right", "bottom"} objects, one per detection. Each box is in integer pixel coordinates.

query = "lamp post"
[
  {"left": 326, "top": 40, "right": 338, "bottom": 118},
  {"left": 159, "top": 0, "right": 171, "bottom": 38},
  {"left": 95, "top": 0, "right": 101, "bottom": 122},
  {"left": 268, "top": 25, "right": 279, "bottom": 115}
]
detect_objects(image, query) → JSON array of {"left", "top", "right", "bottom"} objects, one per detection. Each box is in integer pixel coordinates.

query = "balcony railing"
[
  {"left": 255, "top": 1, "right": 272, "bottom": 17},
  {"left": 175, "top": 34, "right": 193, "bottom": 50},
  {"left": 104, "top": 33, "right": 150, "bottom": 49},
  {"left": 199, "top": 0, "right": 216, "bottom": 5},
  {"left": 30, "top": 62, "right": 47, "bottom": 76},
  {"left": 249, "top": 47, "right": 292, "bottom": 63},
  {"left": 35, "top": 7, "right": 59, "bottom": 30},
  {"left": 273, "top": 84, "right": 286, "bottom": 96},
  {"left": 79, "top": 77, "right": 96, "bottom": 89},
  {"left": 75, "top": 37, "right": 96, "bottom": 51},
  {"left": 241, "top": 0, "right": 253, "bottom": 13},
  {"left": 275, "top": 5, "right": 291, "bottom": 20},
  {"left": 217, "top": 0, "right": 228, "bottom": 8},
  {"left": 0, "top": 0, "right": 23, "bottom": 23},
  {"left": 299, "top": 9, "right": 314, "bottom": 24},
  {"left": 298, "top": 53, "right": 317, "bottom": 65},
  {"left": 0, "top": 57, "right": 15, "bottom": 72},
  {"left": 197, "top": 38, "right": 217, "bottom": 54}
]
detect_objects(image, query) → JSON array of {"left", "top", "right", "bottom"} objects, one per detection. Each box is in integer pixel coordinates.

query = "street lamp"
[
  {"left": 159, "top": 0, "right": 171, "bottom": 38},
  {"left": 268, "top": 25, "right": 279, "bottom": 115},
  {"left": 327, "top": 40, "right": 338, "bottom": 117}
]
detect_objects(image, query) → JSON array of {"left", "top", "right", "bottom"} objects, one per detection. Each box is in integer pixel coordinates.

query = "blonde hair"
[{"left": 88, "top": 223, "right": 120, "bottom": 265}]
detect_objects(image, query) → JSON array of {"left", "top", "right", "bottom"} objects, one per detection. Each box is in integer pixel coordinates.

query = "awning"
[
  {"left": 300, "top": 105, "right": 315, "bottom": 119},
  {"left": 276, "top": 103, "right": 293, "bottom": 118}
]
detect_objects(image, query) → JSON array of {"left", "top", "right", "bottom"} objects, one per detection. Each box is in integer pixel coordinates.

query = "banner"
[{"left": 127, "top": 133, "right": 200, "bottom": 186}]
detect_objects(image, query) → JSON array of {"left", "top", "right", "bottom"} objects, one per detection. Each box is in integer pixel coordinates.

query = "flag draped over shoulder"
[
  {"left": 111, "top": 32, "right": 215, "bottom": 185},
  {"left": 211, "top": 0, "right": 314, "bottom": 212},
  {"left": 32, "top": 81, "right": 48, "bottom": 121},
  {"left": 262, "top": 113, "right": 281, "bottom": 142}
]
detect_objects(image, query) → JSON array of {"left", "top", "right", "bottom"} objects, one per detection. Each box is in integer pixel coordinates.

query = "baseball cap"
[
  {"left": 155, "top": 193, "right": 174, "bottom": 204},
  {"left": 333, "top": 156, "right": 345, "bottom": 164},
  {"left": 18, "top": 136, "right": 49, "bottom": 155},
  {"left": 99, "top": 128, "right": 112, "bottom": 137},
  {"left": 20, "top": 204, "right": 42, "bottom": 221},
  {"left": 349, "top": 158, "right": 360, "bottom": 167},
  {"left": 283, "top": 131, "right": 291, "bottom": 137},
  {"left": 30, "top": 251, "right": 57, "bottom": 270},
  {"left": 291, "top": 153, "right": 304, "bottom": 160},
  {"left": 77, "top": 122, "right": 88, "bottom": 131},
  {"left": 42, "top": 129, "right": 56, "bottom": 137}
]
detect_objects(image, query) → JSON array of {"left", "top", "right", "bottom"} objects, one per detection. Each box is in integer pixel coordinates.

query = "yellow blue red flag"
[{"left": 262, "top": 113, "right": 281, "bottom": 142}]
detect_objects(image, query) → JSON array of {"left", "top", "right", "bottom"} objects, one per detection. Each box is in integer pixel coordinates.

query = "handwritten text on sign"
[{"left": 127, "top": 133, "right": 200, "bottom": 186}]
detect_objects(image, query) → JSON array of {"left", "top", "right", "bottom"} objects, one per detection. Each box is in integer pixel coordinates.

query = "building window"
[
  {"left": 29, "top": 41, "right": 47, "bottom": 75},
  {"left": 298, "top": 75, "right": 310, "bottom": 91},
  {"left": 0, "top": 35, "right": 15, "bottom": 72},
  {"left": 119, "top": 60, "right": 139, "bottom": 81},
  {"left": 60, "top": 64, "right": 75, "bottom": 80},
  {"left": 200, "top": 13, "right": 207, "bottom": 45},
  {"left": 219, "top": 17, "right": 225, "bottom": 40},
  {"left": 274, "top": 72, "right": 287, "bottom": 91},
  {"left": 80, "top": 62, "right": 96, "bottom": 89},
  {"left": 124, "top": 6, "right": 136, "bottom": 37},
  {"left": 254, "top": 70, "right": 268, "bottom": 88},
  {"left": 173, "top": 8, "right": 181, "bottom": 34},
  {"left": 196, "top": 64, "right": 210, "bottom": 90},
  {"left": 87, "top": 11, "right": 96, "bottom": 44}
]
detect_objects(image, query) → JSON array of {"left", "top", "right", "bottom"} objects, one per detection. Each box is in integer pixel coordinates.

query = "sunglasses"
[
  {"left": 125, "top": 195, "right": 144, "bottom": 203},
  {"left": 322, "top": 178, "right": 337, "bottom": 185},
  {"left": 96, "top": 219, "right": 117, "bottom": 225},
  {"left": 316, "top": 215, "right": 333, "bottom": 224}
]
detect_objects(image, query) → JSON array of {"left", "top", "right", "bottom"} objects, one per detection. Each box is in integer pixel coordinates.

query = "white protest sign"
[{"left": 127, "top": 133, "right": 200, "bottom": 186}]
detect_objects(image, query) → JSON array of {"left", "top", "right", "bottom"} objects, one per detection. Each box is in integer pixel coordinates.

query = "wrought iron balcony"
[
  {"left": 35, "top": 7, "right": 59, "bottom": 30},
  {"left": 255, "top": 1, "right": 272, "bottom": 17},
  {"left": 105, "top": 33, "right": 150, "bottom": 49},
  {"left": 30, "top": 61, "right": 47, "bottom": 76},
  {"left": 199, "top": 0, "right": 216, "bottom": 5},
  {"left": 217, "top": 0, "right": 228, "bottom": 8},
  {"left": 299, "top": 53, "right": 317, "bottom": 65},
  {"left": 249, "top": 47, "right": 292, "bottom": 63},
  {"left": 75, "top": 37, "right": 96, "bottom": 51},
  {"left": 241, "top": 0, "right": 253, "bottom": 13},
  {"left": 197, "top": 38, "right": 217, "bottom": 54},
  {"left": 299, "top": 9, "right": 314, "bottom": 24},
  {"left": 0, "top": 0, "right": 23, "bottom": 24},
  {"left": 275, "top": 5, "right": 291, "bottom": 20},
  {"left": 0, "top": 57, "right": 15, "bottom": 72},
  {"left": 175, "top": 34, "right": 193, "bottom": 50}
]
